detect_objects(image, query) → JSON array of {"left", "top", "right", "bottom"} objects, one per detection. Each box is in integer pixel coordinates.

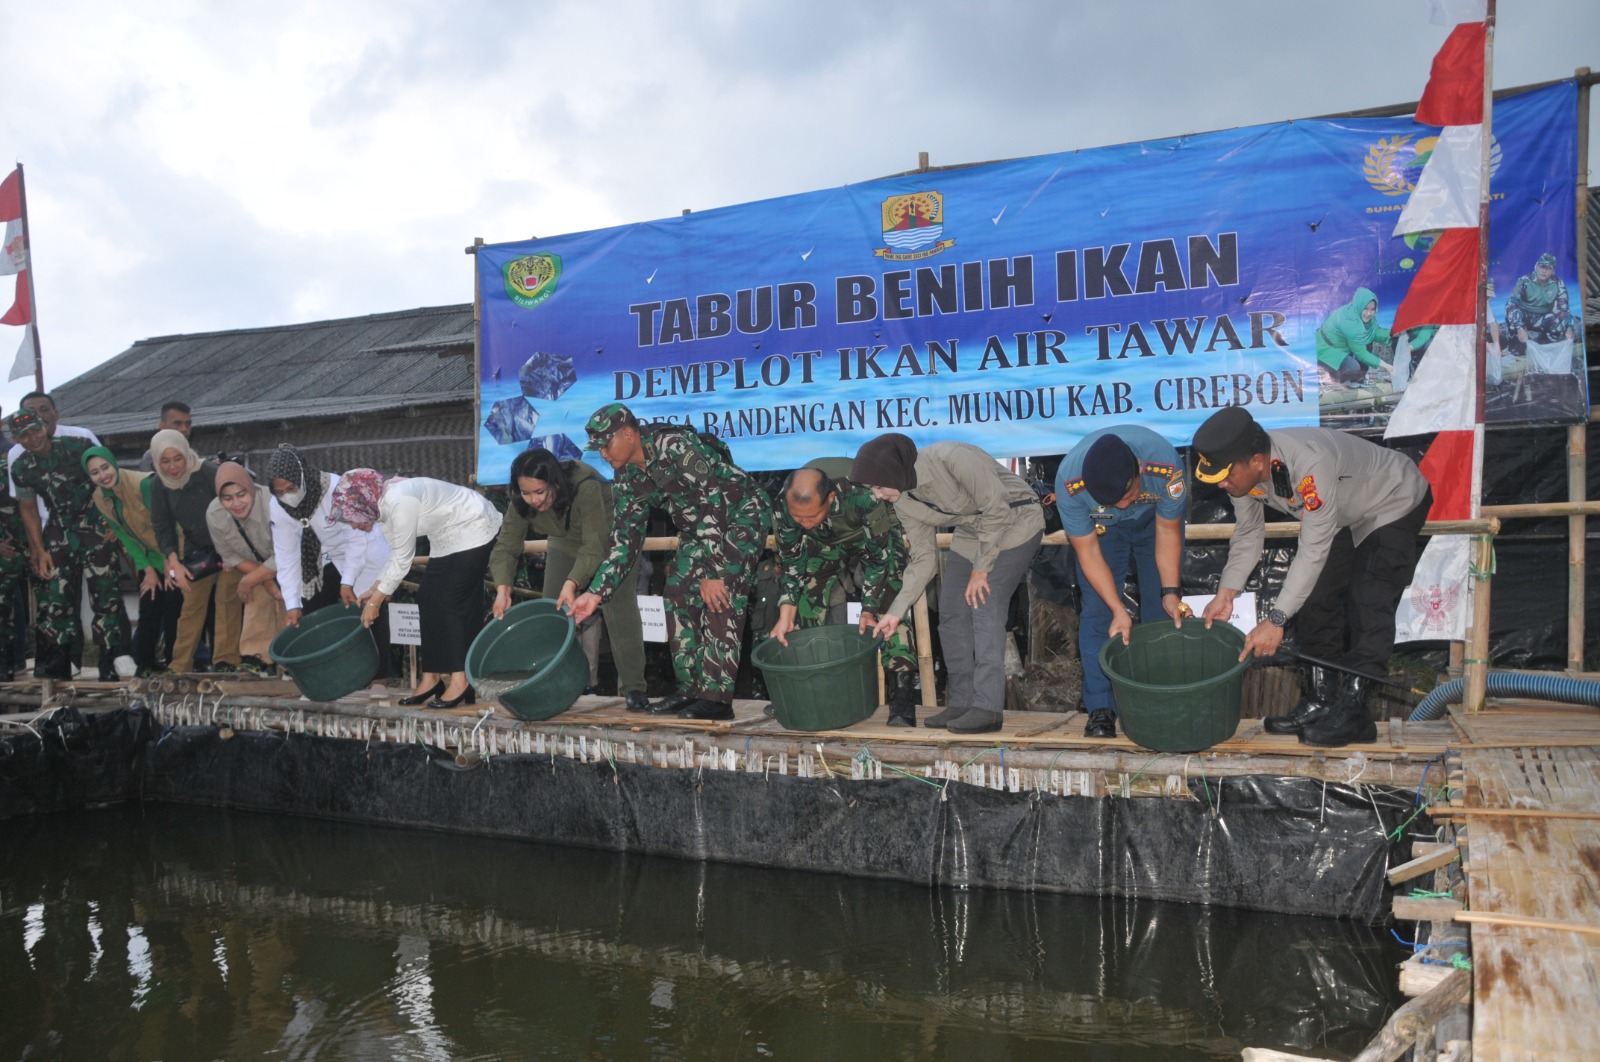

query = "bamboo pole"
[
  {"left": 1427, "top": 806, "right": 1600, "bottom": 821},
  {"left": 1464, "top": 532, "right": 1493, "bottom": 713},
  {"left": 1569, "top": 67, "right": 1590, "bottom": 674},
  {"left": 912, "top": 594, "right": 936, "bottom": 707},
  {"left": 1455, "top": 911, "right": 1600, "bottom": 937}
]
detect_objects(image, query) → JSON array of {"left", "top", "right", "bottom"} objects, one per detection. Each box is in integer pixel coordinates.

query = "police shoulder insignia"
[
  {"left": 1297, "top": 475, "right": 1323, "bottom": 511},
  {"left": 1063, "top": 477, "right": 1087, "bottom": 496},
  {"left": 1142, "top": 461, "right": 1175, "bottom": 478},
  {"left": 1166, "top": 473, "right": 1185, "bottom": 500}
]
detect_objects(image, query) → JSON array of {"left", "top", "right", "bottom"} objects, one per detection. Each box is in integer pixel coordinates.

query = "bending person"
[
  {"left": 851, "top": 434, "right": 1044, "bottom": 735},
  {"left": 207, "top": 462, "right": 286, "bottom": 666},
  {"left": 569, "top": 404, "right": 770, "bottom": 722},
  {"left": 329, "top": 470, "right": 502, "bottom": 709},
  {"left": 489, "top": 448, "right": 648, "bottom": 710},
  {"left": 84, "top": 446, "right": 174, "bottom": 677}
]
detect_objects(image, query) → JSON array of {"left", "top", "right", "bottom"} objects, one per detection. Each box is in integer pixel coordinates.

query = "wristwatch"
[{"left": 1267, "top": 608, "right": 1288, "bottom": 627}]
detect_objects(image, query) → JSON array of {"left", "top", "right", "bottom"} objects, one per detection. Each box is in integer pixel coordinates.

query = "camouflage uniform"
[
  {"left": 10, "top": 435, "right": 130, "bottom": 668},
  {"left": 773, "top": 481, "right": 915, "bottom": 672},
  {"left": 589, "top": 423, "right": 770, "bottom": 701},
  {"left": 0, "top": 453, "right": 28, "bottom": 673}
]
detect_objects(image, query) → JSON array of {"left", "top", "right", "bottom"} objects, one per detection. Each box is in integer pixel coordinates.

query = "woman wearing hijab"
[
  {"left": 84, "top": 446, "right": 175, "bottom": 676},
  {"left": 851, "top": 433, "right": 1044, "bottom": 735},
  {"left": 265, "top": 444, "right": 392, "bottom": 684},
  {"left": 489, "top": 447, "right": 648, "bottom": 709},
  {"left": 329, "top": 470, "right": 502, "bottom": 709},
  {"left": 206, "top": 462, "right": 285, "bottom": 666},
  {"left": 148, "top": 429, "right": 244, "bottom": 674},
  {"left": 1314, "top": 286, "right": 1391, "bottom": 385}
]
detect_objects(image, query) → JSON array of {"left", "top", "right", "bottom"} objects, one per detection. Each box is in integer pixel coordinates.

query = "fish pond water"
[{"left": 1, "top": 804, "right": 1405, "bottom": 1060}]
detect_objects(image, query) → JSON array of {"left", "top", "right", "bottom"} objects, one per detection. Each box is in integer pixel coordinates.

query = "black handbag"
[{"left": 181, "top": 546, "right": 224, "bottom": 581}]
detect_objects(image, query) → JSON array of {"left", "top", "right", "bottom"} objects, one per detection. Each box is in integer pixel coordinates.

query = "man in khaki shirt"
[{"left": 1195, "top": 406, "right": 1430, "bottom": 748}]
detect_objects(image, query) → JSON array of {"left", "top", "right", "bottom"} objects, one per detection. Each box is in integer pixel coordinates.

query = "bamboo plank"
[
  {"left": 1387, "top": 845, "right": 1460, "bottom": 886},
  {"left": 1241, "top": 1050, "right": 1336, "bottom": 1062},
  {"left": 1429, "top": 806, "right": 1600, "bottom": 821},
  {"left": 1392, "top": 896, "right": 1462, "bottom": 922}
]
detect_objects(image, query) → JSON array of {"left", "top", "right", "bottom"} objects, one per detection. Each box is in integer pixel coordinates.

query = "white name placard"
[
  {"left": 388, "top": 603, "right": 422, "bottom": 646},
  {"left": 637, "top": 595, "right": 668, "bottom": 642}
]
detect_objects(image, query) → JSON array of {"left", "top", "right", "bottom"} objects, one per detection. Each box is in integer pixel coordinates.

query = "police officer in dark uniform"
[
  {"left": 1192, "top": 406, "right": 1431, "bottom": 747},
  {"left": 1054, "top": 426, "right": 1188, "bottom": 738}
]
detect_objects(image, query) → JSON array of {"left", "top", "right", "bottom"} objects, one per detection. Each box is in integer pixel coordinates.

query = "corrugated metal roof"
[{"left": 52, "top": 303, "right": 477, "bottom": 439}]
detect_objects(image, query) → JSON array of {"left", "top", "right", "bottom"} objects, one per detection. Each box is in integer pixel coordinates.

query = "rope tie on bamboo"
[
  {"left": 1468, "top": 535, "right": 1496, "bottom": 581},
  {"left": 856, "top": 746, "right": 944, "bottom": 789}
]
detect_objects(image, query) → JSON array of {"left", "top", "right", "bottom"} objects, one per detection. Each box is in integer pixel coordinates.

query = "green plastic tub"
[
  {"left": 268, "top": 604, "right": 379, "bottom": 702},
  {"left": 1098, "top": 620, "right": 1249, "bottom": 753},
  {"left": 465, "top": 611, "right": 588, "bottom": 721},
  {"left": 752, "top": 625, "right": 880, "bottom": 732}
]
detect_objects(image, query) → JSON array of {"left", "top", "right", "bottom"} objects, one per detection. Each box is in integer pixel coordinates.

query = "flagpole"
[
  {"left": 13, "top": 163, "right": 42, "bottom": 392},
  {"left": 1471, "top": 3, "right": 1493, "bottom": 517},
  {"left": 1464, "top": 0, "right": 1495, "bottom": 714}
]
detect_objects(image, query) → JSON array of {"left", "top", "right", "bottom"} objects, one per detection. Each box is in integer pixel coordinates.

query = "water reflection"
[{"left": 0, "top": 806, "right": 1403, "bottom": 1060}]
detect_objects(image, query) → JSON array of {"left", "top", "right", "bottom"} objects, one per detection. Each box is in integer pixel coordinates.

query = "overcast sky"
[{"left": 0, "top": 0, "right": 1595, "bottom": 418}]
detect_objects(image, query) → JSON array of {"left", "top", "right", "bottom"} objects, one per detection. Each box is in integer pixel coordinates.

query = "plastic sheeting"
[
  {"left": 135, "top": 724, "right": 1416, "bottom": 922},
  {"left": 0, "top": 707, "right": 148, "bottom": 819}
]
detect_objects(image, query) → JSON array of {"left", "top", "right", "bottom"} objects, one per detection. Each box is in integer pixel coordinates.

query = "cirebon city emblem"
[
  {"left": 874, "top": 191, "right": 955, "bottom": 262},
  {"left": 504, "top": 253, "right": 562, "bottom": 309}
]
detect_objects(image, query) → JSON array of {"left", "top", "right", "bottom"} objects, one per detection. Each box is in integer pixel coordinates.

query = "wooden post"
[
  {"left": 1569, "top": 67, "right": 1590, "bottom": 673},
  {"left": 913, "top": 594, "right": 936, "bottom": 707},
  {"left": 1464, "top": 532, "right": 1492, "bottom": 712},
  {"left": 1348, "top": 968, "right": 1469, "bottom": 1062}
]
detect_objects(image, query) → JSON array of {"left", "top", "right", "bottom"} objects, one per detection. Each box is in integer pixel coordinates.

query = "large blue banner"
[{"left": 476, "top": 81, "right": 1582, "bottom": 483}]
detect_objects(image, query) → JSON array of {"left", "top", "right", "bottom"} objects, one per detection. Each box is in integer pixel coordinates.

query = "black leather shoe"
[
  {"left": 624, "top": 690, "right": 651, "bottom": 712},
  {"left": 427, "top": 686, "right": 476, "bottom": 710},
  {"left": 1264, "top": 665, "right": 1337, "bottom": 734},
  {"left": 677, "top": 698, "right": 734, "bottom": 721},
  {"left": 947, "top": 708, "right": 1003, "bottom": 734},
  {"left": 1083, "top": 708, "right": 1117, "bottom": 738},
  {"left": 923, "top": 706, "right": 968, "bottom": 729},
  {"left": 33, "top": 650, "right": 70, "bottom": 680},
  {"left": 649, "top": 691, "right": 696, "bottom": 716},
  {"left": 399, "top": 681, "right": 444, "bottom": 706}
]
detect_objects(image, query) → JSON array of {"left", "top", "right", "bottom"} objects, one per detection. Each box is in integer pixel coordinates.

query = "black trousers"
[
  {"left": 418, "top": 541, "right": 493, "bottom": 674},
  {"left": 1294, "top": 490, "right": 1432, "bottom": 675}
]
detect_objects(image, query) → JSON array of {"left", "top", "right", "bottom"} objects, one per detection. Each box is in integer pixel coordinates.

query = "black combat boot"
[
  {"left": 1299, "top": 675, "right": 1378, "bottom": 747},
  {"left": 1264, "top": 665, "right": 1338, "bottom": 735},
  {"left": 32, "top": 645, "right": 71, "bottom": 680},
  {"left": 885, "top": 670, "right": 918, "bottom": 727}
]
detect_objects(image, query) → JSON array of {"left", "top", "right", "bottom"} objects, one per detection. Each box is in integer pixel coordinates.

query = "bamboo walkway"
[{"left": 1432, "top": 706, "right": 1600, "bottom": 1062}]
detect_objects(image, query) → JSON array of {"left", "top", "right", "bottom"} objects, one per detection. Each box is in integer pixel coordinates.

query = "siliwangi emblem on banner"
[
  {"left": 504, "top": 253, "right": 562, "bottom": 309},
  {"left": 875, "top": 191, "right": 955, "bottom": 261}
]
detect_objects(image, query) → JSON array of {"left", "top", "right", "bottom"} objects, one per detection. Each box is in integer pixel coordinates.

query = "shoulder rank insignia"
[
  {"left": 1141, "top": 461, "right": 1176, "bottom": 478},
  {"left": 1064, "top": 477, "right": 1087, "bottom": 496},
  {"left": 1270, "top": 459, "right": 1293, "bottom": 500}
]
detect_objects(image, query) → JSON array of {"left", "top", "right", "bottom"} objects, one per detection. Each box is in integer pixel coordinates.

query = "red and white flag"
[{"left": 0, "top": 166, "right": 37, "bottom": 383}]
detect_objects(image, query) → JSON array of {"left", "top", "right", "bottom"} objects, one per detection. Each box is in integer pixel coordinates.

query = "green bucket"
[
  {"left": 1098, "top": 620, "right": 1248, "bottom": 753},
  {"left": 268, "top": 604, "right": 379, "bottom": 702},
  {"left": 465, "top": 611, "right": 588, "bottom": 721},
  {"left": 752, "top": 625, "right": 880, "bottom": 732}
]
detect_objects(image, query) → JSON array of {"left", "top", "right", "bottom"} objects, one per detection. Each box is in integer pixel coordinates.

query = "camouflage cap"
[
  {"left": 6, "top": 409, "right": 44, "bottom": 437},
  {"left": 583, "top": 402, "right": 639, "bottom": 450}
]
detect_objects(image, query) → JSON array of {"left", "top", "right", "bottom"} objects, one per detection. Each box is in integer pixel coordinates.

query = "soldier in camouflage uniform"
[
  {"left": 569, "top": 403, "right": 770, "bottom": 722},
  {"left": 0, "top": 442, "right": 29, "bottom": 681},
  {"left": 769, "top": 466, "right": 919, "bottom": 725},
  {"left": 8, "top": 410, "right": 131, "bottom": 680}
]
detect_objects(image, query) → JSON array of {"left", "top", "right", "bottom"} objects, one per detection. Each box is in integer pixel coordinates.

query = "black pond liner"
[{"left": 1, "top": 705, "right": 1418, "bottom": 924}]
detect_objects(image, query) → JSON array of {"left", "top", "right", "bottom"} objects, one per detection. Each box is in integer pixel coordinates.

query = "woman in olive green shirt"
[{"left": 489, "top": 449, "right": 647, "bottom": 708}]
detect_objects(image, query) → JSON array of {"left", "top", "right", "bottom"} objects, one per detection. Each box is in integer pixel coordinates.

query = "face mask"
[{"left": 279, "top": 488, "right": 305, "bottom": 507}]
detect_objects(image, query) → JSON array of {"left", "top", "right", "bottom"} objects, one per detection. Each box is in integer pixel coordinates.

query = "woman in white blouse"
[{"left": 329, "top": 469, "right": 502, "bottom": 709}]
